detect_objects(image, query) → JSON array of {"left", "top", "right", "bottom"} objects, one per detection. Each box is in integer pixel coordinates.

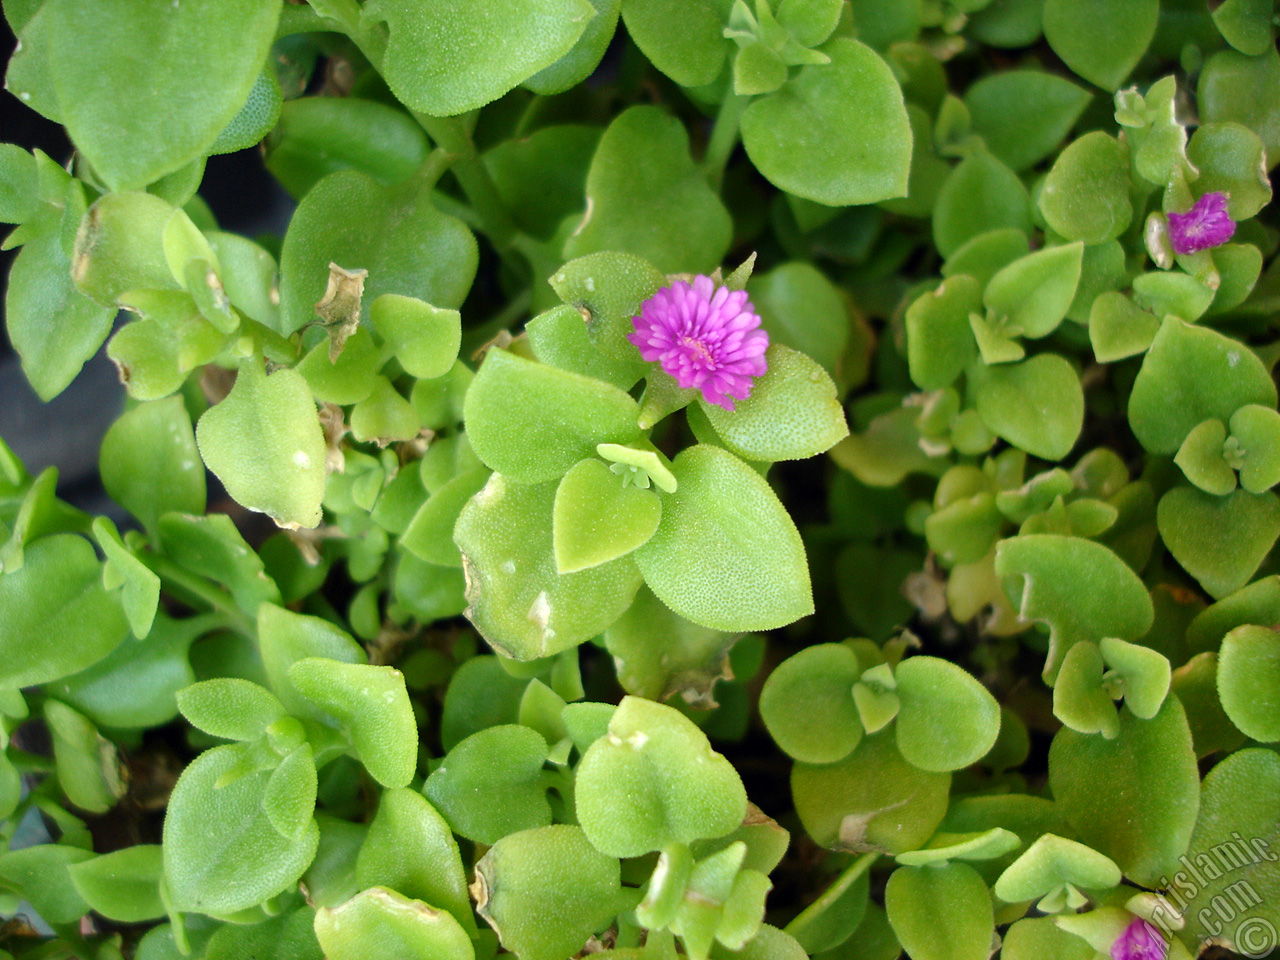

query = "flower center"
[{"left": 680, "top": 336, "right": 716, "bottom": 370}]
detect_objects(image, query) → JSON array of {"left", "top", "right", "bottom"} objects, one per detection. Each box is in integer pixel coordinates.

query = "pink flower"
[
  {"left": 1111, "top": 917, "right": 1167, "bottom": 960},
  {"left": 627, "top": 276, "right": 769, "bottom": 411},
  {"left": 1167, "top": 192, "right": 1236, "bottom": 254}
]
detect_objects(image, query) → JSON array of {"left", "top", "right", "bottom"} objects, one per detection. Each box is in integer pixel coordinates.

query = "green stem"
[
  {"left": 145, "top": 555, "right": 255, "bottom": 638},
  {"left": 783, "top": 852, "right": 881, "bottom": 937},
  {"left": 412, "top": 113, "right": 474, "bottom": 158},
  {"left": 413, "top": 112, "right": 519, "bottom": 251},
  {"left": 413, "top": 147, "right": 455, "bottom": 195},
  {"left": 332, "top": 21, "right": 522, "bottom": 260},
  {"left": 704, "top": 93, "right": 748, "bottom": 192},
  {"left": 7, "top": 748, "right": 56, "bottom": 774}
]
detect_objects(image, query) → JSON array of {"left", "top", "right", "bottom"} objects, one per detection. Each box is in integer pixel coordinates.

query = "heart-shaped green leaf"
[
  {"left": 1174, "top": 419, "right": 1236, "bottom": 496},
  {"left": 894, "top": 656, "right": 1001, "bottom": 772},
  {"left": 983, "top": 242, "right": 1083, "bottom": 339},
  {"left": 44, "top": 699, "right": 125, "bottom": 814},
  {"left": 1230, "top": 405, "right": 1280, "bottom": 493},
  {"left": 994, "top": 534, "right": 1154, "bottom": 681},
  {"left": 1131, "top": 271, "right": 1215, "bottom": 322},
  {"left": 633, "top": 444, "right": 813, "bottom": 631},
  {"left": 906, "top": 272, "right": 983, "bottom": 391},
  {"left": 965, "top": 70, "right": 1092, "bottom": 172},
  {"left": 454, "top": 474, "right": 643, "bottom": 659},
  {"left": 0, "top": 534, "right": 129, "bottom": 688},
  {"left": 256, "top": 602, "right": 366, "bottom": 720},
  {"left": 1128, "top": 317, "right": 1277, "bottom": 455},
  {"left": 1211, "top": 0, "right": 1276, "bottom": 56},
  {"left": 740, "top": 39, "right": 912, "bottom": 206},
  {"left": 360, "top": 0, "right": 593, "bottom": 116},
  {"left": 356, "top": 788, "right": 476, "bottom": 936},
  {"left": 602, "top": 586, "right": 737, "bottom": 706},
  {"left": 1199, "top": 45, "right": 1280, "bottom": 171},
  {"left": 71, "top": 192, "right": 187, "bottom": 307},
  {"left": 760, "top": 643, "right": 862, "bottom": 764},
  {"left": 792, "top": 730, "right": 950, "bottom": 855},
  {"left": 195, "top": 360, "right": 327, "bottom": 529},
  {"left": 1179, "top": 748, "right": 1280, "bottom": 945},
  {"left": 99, "top": 397, "right": 205, "bottom": 533},
  {"left": 163, "top": 744, "right": 320, "bottom": 915},
  {"left": 1039, "top": 132, "right": 1132, "bottom": 244},
  {"left": 993, "top": 834, "right": 1121, "bottom": 903},
  {"left": 699, "top": 344, "right": 849, "bottom": 462},
  {"left": 424, "top": 725, "right": 552, "bottom": 844},
  {"left": 7, "top": 219, "right": 114, "bottom": 402},
  {"left": 314, "top": 887, "right": 474, "bottom": 960},
  {"left": 47, "top": 611, "right": 201, "bottom": 731},
  {"left": 943, "top": 229, "right": 1031, "bottom": 289},
  {"left": 288, "top": 658, "right": 417, "bottom": 788},
  {"left": 547, "top": 251, "right": 666, "bottom": 361},
  {"left": 402, "top": 468, "right": 490, "bottom": 568},
  {"left": 1048, "top": 696, "right": 1199, "bottom": 886},
  {"left": 370, "top": 294, "right": 461, "bottom": 380},
  {"left": 525, "top": 303, "right": 648, "bottom": 391},
  {"left": 1098, "top": 637, "right": 1171, "bottom": 720},
  {"left": 1187, "top": 575, "right": 1280, "bottom": 654},
  {"left": 576, "top": 697, "right": 746, "bottom": 857},
  {"left": 565, "top": 105, "right": 732, "bottom": 274},
  {"left": 932, "top": 151, "right": 1032, "bottom": 258},
  {"left": 68, "top": 846, "right": 164, "bottom": 924},
  {"left": 175, "top": 678, "right": 285, "bottom": 742},
  {"left": 278, "top": 169, "right": 476, "bottom": 335},
  {"left": 1043, "top": 0, "right": 1157, "bottom": 90},
  {"left": 349, "top": 377, "right": 421, "bottom": 445},
  {"left": 1188, "top": 122, "right": 1273, "bottom": 219},
  {"left": 905, "top": 275, "right": 982, "bottom": 391},
  {"left": 474, "top": 825, "right": 622, "bottom": 960},
  {"left": 1053, "top": 641, "right": 1119, "bottom": 738},
  {"left": 264, "top": 96, "right": 431, "bottom": 199},
  {"left": 1158, "top": 485, "right": 1280, "bottom": 599},
  {"left": 620, "top": 0, "right": 732, "bottom": 87},
  {"left": 1087, "top": 292, "right": 1160, "bottom": 363},
  {"left": 885, "top": 862, "right": 994, "bottom": 960},
  {"left": 43, "top": 0, "right": 283, "bottom": 190},
  {"left": 0, "top": 845, "right": 95, "bottom": 925},
  {"left": 1002, "top": 917, "right": 1097, "bottom": 960},
  {"left": 926, "top": 492, "right": 1005, "bottom": 565},
  {"left": 525, "top": 0, "right": 621, "bottom": 94},
  {"left": 971, "top": 354, "right": 1084, "bottom": 462},
  {"left": 1218, "top": 625, "right": 1280, "bottom": 741},
  {"left": 464, "top": 349, "right": 642, "bottom": 484},
  {"left": 553, "top": 458, "right": 661, "bottom": 574},
  {"left": 748, "top": 262, "right": 851, "bottom": 376}
]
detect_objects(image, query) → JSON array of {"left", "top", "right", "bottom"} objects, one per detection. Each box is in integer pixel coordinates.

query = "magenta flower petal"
[
  {"left": 1111, "top": 918, "right": 1167, "bottom": 960},
  {"left": 628, "top": 275, "right": 770, "bottom": 411},
  {"left": 1167, "top": 192, "right": 1236, "bottom": 254}
]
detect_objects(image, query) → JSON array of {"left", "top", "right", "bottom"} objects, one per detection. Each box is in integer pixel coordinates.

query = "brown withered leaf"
[{"left": 314, "top": 262, "right": 367, "bottom": 361}]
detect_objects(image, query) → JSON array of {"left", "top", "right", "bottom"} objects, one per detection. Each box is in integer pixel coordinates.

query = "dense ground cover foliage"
[{"left": 1, "top": 1, "right": 1280, "bottom": 958}]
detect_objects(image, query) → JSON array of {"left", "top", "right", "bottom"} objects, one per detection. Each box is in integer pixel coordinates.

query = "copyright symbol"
[{"left": 1235, "top": 917, "right": 1278, "bottom": 958}]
